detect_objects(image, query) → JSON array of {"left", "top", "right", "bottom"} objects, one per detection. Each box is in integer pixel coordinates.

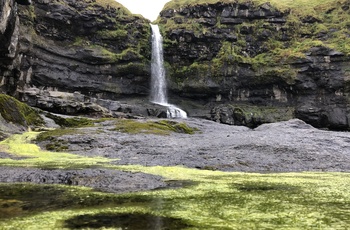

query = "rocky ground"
[
  {"left": 1, "top": 118, "right": 350, "bottom": 193},
  {"left": 47, "top": 118, "right": 350, "bottom": 172}
]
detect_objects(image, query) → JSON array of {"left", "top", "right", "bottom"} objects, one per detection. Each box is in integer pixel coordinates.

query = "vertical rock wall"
[
  {"left": 159, "top": 1, "right": 350, "bottom": 130},
  {"left": 0, "top": 0, "right": 21, "bottom": 94}
]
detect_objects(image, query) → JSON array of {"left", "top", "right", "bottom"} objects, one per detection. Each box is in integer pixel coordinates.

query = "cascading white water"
[
  {"left": 150, "top": 24, "right": 167, "bottom": 104},
  {"left": 150, "top": 24, "right": 187, "bottom": 119}
]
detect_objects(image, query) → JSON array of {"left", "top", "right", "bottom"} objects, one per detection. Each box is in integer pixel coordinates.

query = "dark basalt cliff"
[
  {"left": 0, "top": 0, "right": 23, "bottom": 94},
  {"left": 0, "top": 0, "right": 350, "bottom": 130},
  {"left": 1, "top": 0, "right": 156, "bottom": 117},
  {"left": 159, "top": 0, "right": 350, "bottom": 130}
]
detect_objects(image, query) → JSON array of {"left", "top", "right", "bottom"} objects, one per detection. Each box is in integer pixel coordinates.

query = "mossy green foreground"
[
  {"left": 0, "top": 132, "right": 115, "bottom": 169},
  {"left": 0, "top": 133, "right": 350, "bottom": 229}
]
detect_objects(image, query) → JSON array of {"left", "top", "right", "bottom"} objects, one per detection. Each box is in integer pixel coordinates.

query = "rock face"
[
  {"left": 35, "top": 118, "right": 350, "bottom": 172},
  {"left": 0, "top": 0, "right": 21, "bottom": 95},
  {"left": 159, "top": 0, "right": 350, "bottom": 130},
  {"left": 2, "top": 0, "right": 156, "bottom": 117},
  {"left": 0, "top": 0, "right": 350, "bottom": 130}
]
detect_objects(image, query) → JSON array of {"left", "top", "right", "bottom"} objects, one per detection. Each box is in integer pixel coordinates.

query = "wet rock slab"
[
  {"left": 0, "top": 167, "right": 166, "bottom": 193},
  {"left": 57, "top": 118, "right": 350, "bottom": 172}
]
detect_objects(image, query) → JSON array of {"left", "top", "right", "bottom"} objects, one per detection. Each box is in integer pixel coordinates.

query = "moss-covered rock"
[
  {"left": 0, "top": 94, "right": 43, "bottom": 127},
  {"left": 211, "top": 104, "right": 295, "bottom": 128},
  {"left": 114, "top": 119, "right": 198, "bottom": 135},
  {"left": 44, "top": 113, "right": 95, "bottom": 128}
]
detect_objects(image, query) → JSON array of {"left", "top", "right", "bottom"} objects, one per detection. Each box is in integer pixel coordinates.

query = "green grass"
[
  {"left": 0, "top": 132, "right": 116, "bottom": 169},
  {"left": 94, "top": 0, "right": 132, "bottom": 15}
]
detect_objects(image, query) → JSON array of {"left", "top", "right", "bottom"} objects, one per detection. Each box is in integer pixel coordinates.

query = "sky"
[{"left": 115, "top": 0, "right": 171, "bottom": 21}]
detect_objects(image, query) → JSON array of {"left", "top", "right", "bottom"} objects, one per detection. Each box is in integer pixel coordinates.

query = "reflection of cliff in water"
[{"left": 64, "top": 213, "right": 192, "bottom": 229}]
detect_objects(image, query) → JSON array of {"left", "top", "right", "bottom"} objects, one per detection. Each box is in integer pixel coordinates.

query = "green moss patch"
[
  {"left": 1, "top": 166, "right": 350, "bottom": 229},
  {"left": 0, "top": 132, "right": 116, "bottom": 169},
  {"left": 45, "top": 113, "right": 95, "bottom": 128},
  {"left": 35, "top": 128, "right": 80, "bottom": 141},
  {"left": 114, "top": 119, "right": 198, "bottom": 135}
]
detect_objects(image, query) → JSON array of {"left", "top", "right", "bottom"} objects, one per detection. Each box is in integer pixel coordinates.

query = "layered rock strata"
[
  {"left": 12, "top": 0, "right": 154, "bottom": 117},
  {"left": 159, "top": 0, "right": 350, "bottom": 130}
]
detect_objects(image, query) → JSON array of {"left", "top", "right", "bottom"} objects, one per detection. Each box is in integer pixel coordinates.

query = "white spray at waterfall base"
[{"left": 150, "top": 24, "right": 187, "bottom": 119}]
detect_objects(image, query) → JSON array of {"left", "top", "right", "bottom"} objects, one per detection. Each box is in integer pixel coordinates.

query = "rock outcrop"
[
  {"left": 0, "top": 0, "right": 21, "bottom": 95},
  {"left": 159, "top": 0, "right": 350, "bottom": 130},
  {"left": 0, "top": 93, "right": 44, "bottom": 139},
  {"left": 9, "top": 0, "right": 155, "bottom": 117}
]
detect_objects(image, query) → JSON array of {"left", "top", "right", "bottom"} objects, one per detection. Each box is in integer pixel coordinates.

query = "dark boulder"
[{"left": 15, "top": 0, "right": 31, "bottom": 5}]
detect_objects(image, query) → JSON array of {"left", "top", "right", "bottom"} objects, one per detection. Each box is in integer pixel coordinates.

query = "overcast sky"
[{"left": 116, "top": 0, "right": 171, "bottom": 21}]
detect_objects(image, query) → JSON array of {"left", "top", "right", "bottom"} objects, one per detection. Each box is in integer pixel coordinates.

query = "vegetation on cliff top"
[
  {"left": 162, "top": 0, "right": 350, "bottom": 55},
  {"left": 164, "top": 0, "right": 343, "bottom": 17},
  {"left": 94, "top": 0, "right": 131, "bottom": 14}
]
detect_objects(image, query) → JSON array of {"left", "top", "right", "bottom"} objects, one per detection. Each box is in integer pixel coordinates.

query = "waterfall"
[
  {"left": 150, "top": 24, "right": 187, "bottom": 119},
  {"left": 150, "top": 24, "right": 167, "bottom": 104}
]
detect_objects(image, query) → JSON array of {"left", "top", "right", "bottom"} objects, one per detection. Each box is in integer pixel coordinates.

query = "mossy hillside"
[
  {"left": 1, "top": 167, "right": 350, "bottom": 229},
  {"left": 0, "top": 94, "right": 44, "bottom": 127},
  {"left": 160, "top": 0, "right": 350, "bottom": 85},
  {"left": 93, "top": 0, "right": 131, "bottom": 14},
  {"left": 82, "top": 0, "right": 152, "bottom": 63}
]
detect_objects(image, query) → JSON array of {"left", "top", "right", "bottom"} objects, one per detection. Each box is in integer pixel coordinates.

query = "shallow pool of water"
[{"left": 1, "top": 170, "right": 350, "bottom": 229}]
